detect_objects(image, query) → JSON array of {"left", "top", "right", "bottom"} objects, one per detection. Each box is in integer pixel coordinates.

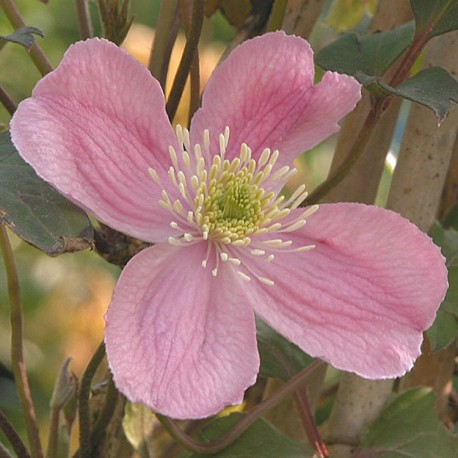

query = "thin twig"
[
  {"left": 157, "top": 360, "right": 325, "bottom": 455},
  {"left": 75, "top": 0, "right": 93, "bottom": 39},
  {"left": 303, "top": 106, "right": 381, "bottom": 205},
  {"left": 179, "top": 0, "right": 200, "bottom": 128},
  {"left": 266, "top": 0, "right": 287, "bottom": 31},
  {"left": 45, "top": 407, "right": 60, "bottom": 458},
  {"left": 0, "top": 84, "right": 16, "bottom": 115},
  {"left": 148, "top": 0, "right": 179, "bottom": 89},
  {"left": 89, "top": 377, "right": 119, "bottom": 450},
  {"left": 0, "top": 442, "right": 14, "bottom": 458},
  {"left": 77, "top": 341, "right": 106, "bottom": 458},
  {"left": 293, "top": 391, "right": 328, "bottom": 458},
  {"left": 0, "top": 408, "right": 31, "bottom": 458},
  {"left": 0, "top": 226, "right": 43, "bottom": 458},
  {"left": 0, "top": 0, "right": 53, "bottom": 76},
  {"left": 166, "top": 0, "right": 205, "bottom": 122}
]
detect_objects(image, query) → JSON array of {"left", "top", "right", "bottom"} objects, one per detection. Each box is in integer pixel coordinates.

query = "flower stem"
[
  {"left": 157, "top": 360, "right": 325, "bottom": 455},
  {"left": 166, "top": 0, "right": 205, "bottom": 122},
  {"left": 77, "top": 341, "right": 106, "bottom": 458},
  {"left": 75, "top": 0, "right": 93, "bottom": 39},
  {"left": 0, "top": 443, "right": 13, "bottom": 458},
  {"left": 0, "top": 225, "right": 43, "bottom": 458},
  {"left": 266, "top": 0, "right": 288, "bottom": 32},
  {"left": 89, "top": 377, "right": 118, "bottom": 450},
  {"left": 179, "top": 0, "right": 200, "bottom": 128},
  {"left": 292, "top": 391, "right": 328, "bottom": 458},
  {"left": 0, "top": 84, "right": 17, "bottom": 116},
  {"left": 0, "top": 0, "right": 53, "bottom": 76},
  {"left": 0, "top": 408, "right": 31, "bottom": 458},
  {"left": 304, "top": 105, "right": 381, "bottom": 205},
  {"left": 148, "top": 0, "right": 179, "bottom": 89},
  {"left": 45, "top": 407, "right": 60, "bottom": 458}
]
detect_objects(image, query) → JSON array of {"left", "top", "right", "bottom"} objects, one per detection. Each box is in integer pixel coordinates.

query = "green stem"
[
  {"left": 179, "top": 0, "right": 200, "bottom": 128},
  {"left": 303, "top": 105, "right": 381, "bottom": 205},
  {"left": 45, "top": 407, "right": 60, "bottom": 458},
  {"left": 166, "top": 0, "right": 205, "bottom": 122},
  {"left": 292, "top": 391, "right": 328, "bottom": 458},
  {"left": 0, "top": 408, "right": 31, "bottom": 458},
  {"left": 157, "top": 360, "right": 324, "bottom": 455},
  {"left": 89, "top": 377, "right": 118, "bottom": 450},
  {"left": 0, "top": 443, "right": 13, "bottom": 458},
  {"left": 77, "top": 341, "right": 106, "bottom": 458},
  {"left": 0, "top": 0, "right": 53, "bottom": 76},
  {"left": 0, "top": 84, "right": 16, "bottom": 115},
  {"left": 148, "top": 0, "right": 180, "bottom": 89},
  {"left": 75, "top": 0, "right": 93, "bottom": 39},
  {"left": 0, "top": 225, "right": 43, "bottom": 458},
  {"left": 266, "top": 0, "right": 288, "bottom": 31},
  {"left": 1, "top": 256, "right": 39, "bottom": 446}
]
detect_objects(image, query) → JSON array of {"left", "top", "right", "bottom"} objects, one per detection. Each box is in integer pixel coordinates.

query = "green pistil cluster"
[{"left": 203, "top": 168, "right": 265, "bottom": 241}]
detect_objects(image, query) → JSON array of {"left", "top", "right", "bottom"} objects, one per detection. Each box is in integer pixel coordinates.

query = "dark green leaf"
[
  {"left": 429, "top": 221, "right": 458, "bottom": 267},
  {"left": 443, "top": 203, "right": 458, "bottom": 231},
  {"left": 0, "top": 131, "right": 93, "bottom": 255},
  {"left": 356, "top": 388, "right": 456, "bottom": 458},
  {"left": 427, "top": 307, "right": 458, "bottom": 351},
  {"left": 0, "top": 26, "right": 44, "bottom": 50},
  {"left": 315, "top": 21, "right": 415, "bottom": 77},
  {"left": 256, "top": 318, "right": 313, "bottom": 381},
  {"left": 410, "top": 0, "right": 458, "bottom": 39},
  {"left": 361, "top": 67, "right": 458, "bottom": 123},
  {"left": 428, "top": 266, "right": 458, "bottom": 350},
  {"left": 390, "top": 67, "right": 458, "bottom": 122},
  {"left": 190, "top": 413, "right": 314, "bottom": 457}
]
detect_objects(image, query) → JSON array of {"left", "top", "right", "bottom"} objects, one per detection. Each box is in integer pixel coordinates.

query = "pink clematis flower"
[{"left": 11, "top": 31, "right": 447, "bottom": 420}]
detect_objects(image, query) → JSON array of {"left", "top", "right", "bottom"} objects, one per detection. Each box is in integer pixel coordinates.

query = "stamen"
[
  {"left": 168, "top": 146, "right": 179, "bottom": 170},
  {"left": 154, "top": 127, "right": 318, "bottom": 288},
  {"left": 148, "top": 167, "right": 161, "bottom": 186},
  {"left": 183, "top": 128, "right": 191, "bottom": 152},
  {"left": 258, "top": 277, "right": 274, "bottom": 286},
  {"left": 237, "top": 271, "right": 251, "bottom": 282},
  {"left": 203, "top": 129, "right": 210, "bottom": 154}
]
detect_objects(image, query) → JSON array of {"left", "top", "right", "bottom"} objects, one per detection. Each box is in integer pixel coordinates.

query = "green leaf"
[
  {"left": 256, "top": 318, "right": 313, "bottom": 381},
  {"left": 388, "top": 67, "right": 458, "bottom": 122},
  {"left": 443, "top": 203, "right": 458, "bottom": 231},
  {"left": 410, "top": 0, "right": 458, "bottom": 39},
  {"left": 0, "top": 131, "right": 93, "bottom": 256},
  {"left": 360, "top": 67, "right": 458, "bottom": 123},
  {"left": 315, "top": 21, "right": 415, "bottom": 77},
  {"left": 0, "top": 26, "right": 44, "bottom": 50},
  {"left": 429, "top": 221, "right": 458, "bottom": 267},
  {"left": 190, "top": 413, "right": 314, "bottom": 457},
  {"left": 428, "top": 266, "right": 458, "bottom": 350},
  {"left": 356, "top": 388, "right": 457, "bottom": 457}
]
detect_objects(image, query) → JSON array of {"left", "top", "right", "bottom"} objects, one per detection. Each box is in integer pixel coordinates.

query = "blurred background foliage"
[{"left": 0, "top": 0, "right": 399, "bottom": 452}]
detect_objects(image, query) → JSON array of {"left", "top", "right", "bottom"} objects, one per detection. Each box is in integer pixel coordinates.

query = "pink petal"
[
  {"left": 245, "top": 203, "right": 447, "bottom": 378},
  {"left": 10, "top": 38, "right": 179, "bottom": 242},
  {"left": 105, "top": 242, "right": 259, "bottom": 419},
  {"left": 190, "top": 31, "right": 361, "bottom": 168}
]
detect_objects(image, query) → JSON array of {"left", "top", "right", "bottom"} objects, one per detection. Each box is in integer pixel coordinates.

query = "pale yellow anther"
[
  {"left": 258, "top": 277, "right": 274, "bottom": 286},
  {"left": 238, "top": 271, "right": 251, "bottom": 282},
  {"left": 168, "top": 145, "right": 179, "bottom": 169}
]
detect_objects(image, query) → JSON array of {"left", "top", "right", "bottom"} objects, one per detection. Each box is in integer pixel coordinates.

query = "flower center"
[{"left": 148, "top": 125, "right": 318, "bottom": 285}]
